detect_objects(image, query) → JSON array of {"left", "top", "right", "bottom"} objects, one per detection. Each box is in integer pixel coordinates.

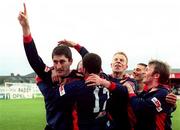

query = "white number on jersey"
[{"left": 93, "top": 86, "right": 109, "bottom": 113}]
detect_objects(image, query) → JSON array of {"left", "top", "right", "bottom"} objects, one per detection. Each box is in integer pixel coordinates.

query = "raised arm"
[
  {"left": 18, "top": 3, "right": 30, "bottom": 36},
  {"left": 58, "top": 39, "right": 89, "bottom": 58},
  {"left": 18, "top": 3, "right": 51, "bottom": 81}
]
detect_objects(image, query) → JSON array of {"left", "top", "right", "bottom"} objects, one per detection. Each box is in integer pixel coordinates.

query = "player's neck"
[
  {"left": 112, "top": 72, "right": 124, "bottom": 79},
  {"left": 137, "top": 81, "right": 145, "bottom": 92},
  {"left": 64, "top": 70, "right": 72, "bottom": 77},
  {"left": 147, "top": 81, "right": 159, "bottom": 90}
]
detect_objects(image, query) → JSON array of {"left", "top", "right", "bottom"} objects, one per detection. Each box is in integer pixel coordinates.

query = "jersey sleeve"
[
  {"left": 74, "top": 44, "right": 89, "bottom": 58},
  {"left": 23, "top": 34, "right": 51, "bottom": 81},
  {"left": 129, "top": 89, "right": 169, "bottom": 114}
]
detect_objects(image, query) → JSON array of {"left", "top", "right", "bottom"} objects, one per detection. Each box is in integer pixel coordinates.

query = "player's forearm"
[
  {"left": 101, "top": 79, "right": 127, "bottom": 93},
  {"left": 22, "top": 26, "right": 31, "bottom": 36},
  {"left": 100, "top": 78, "right": 112, "bottom": 90},
  {"left": 74, "top": 44, "right": 89, "bottom": 58}
]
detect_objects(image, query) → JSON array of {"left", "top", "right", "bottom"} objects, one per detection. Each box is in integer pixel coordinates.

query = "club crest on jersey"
[
  {"left": 151, "top": 97, "right": 162, "bottom": 112},
  {"left": 59, "top": 84, "right": 65, "bottom": 96}
]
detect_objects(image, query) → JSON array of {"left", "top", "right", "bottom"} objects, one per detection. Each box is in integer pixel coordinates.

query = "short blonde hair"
[{"left": 113, "top": 51, "right": 128, "bottom": 63}]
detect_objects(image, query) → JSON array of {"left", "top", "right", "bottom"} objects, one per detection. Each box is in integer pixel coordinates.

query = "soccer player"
[
  {"left": 132, "top": 63, "right": 148, "bottom": 95},
  {"left": 125, "top": 60, "right": 173, "bottom": 130},
  {"left": 72, "top": 53, "right": 110, "bottom": 130},
  {"left": 86, "top": 51, "right": 138, "bottom": 130},
  {"left": 18, "top": 3, "right": 87, "bottom": 130}
]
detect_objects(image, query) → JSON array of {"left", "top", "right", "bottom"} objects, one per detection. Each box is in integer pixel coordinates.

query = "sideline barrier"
[{"left": 0, "top": 82, "right": 42, "bottom": 99}]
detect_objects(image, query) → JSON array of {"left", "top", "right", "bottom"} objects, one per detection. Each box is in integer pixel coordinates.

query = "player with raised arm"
[{"left": 18, "top": 3, "right": 86, "bottom": 130}]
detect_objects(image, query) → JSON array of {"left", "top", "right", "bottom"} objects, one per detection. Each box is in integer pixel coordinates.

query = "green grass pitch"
[
  {"left": 0, "top": 98, "right": 179, "bottom": 130},
  {"left": 0, "top": 98, "right": 46, "bottom": 130},
  {"left": 172, "top": 99, "right": 180, "bottom": 130}
]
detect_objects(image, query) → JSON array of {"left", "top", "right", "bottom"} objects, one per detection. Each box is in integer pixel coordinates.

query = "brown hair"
[
  {"left": 83, "top": 53, "right": 101, "bottom": 74},
  {"left": 148, "top": 60, "right": 170, "bottom": 84},
  {"left": 52, "top": 45, "right": 72, "bottom": 60}
]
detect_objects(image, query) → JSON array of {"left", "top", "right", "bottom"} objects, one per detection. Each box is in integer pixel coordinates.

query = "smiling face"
[
  {"left": 111, "top": 53, "right": 128, "bottom": 73},
  {"left": 133, "top": 64, "right": 146, "bottom": 82},
  {"left": 143, "top": 60, "right": 170, "bottom": 86},
  {"left": 52, "top": 55, "right": 72, "bottom": 77},
  {"left": 142, "top": 64, "right": 161, "bottom": 87}
]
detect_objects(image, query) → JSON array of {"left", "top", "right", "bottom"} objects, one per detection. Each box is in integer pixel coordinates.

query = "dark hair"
[
  {"left": 148, "top": 60, "right": 170, "bottom": 84},
  {"left": 82, "top": 53, "right": 101, "bottom": 74},
  {"left": 52, "top": 45, "right": 72, "bottom": 60},
  {"left": 138, "top": 63, "right": 147, "bottom": 68}
]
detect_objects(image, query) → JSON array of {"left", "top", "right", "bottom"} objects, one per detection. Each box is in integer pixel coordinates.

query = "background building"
[{"left": 0, "top": 72, "right": 36, "bottom": 85}]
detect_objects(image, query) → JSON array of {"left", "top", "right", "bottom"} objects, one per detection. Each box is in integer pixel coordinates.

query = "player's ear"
[{"left": 125, "top": 64, "right": 128, "bottom": 70}]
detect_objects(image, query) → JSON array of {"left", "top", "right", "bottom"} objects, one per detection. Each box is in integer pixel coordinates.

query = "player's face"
[
  {"left": 52, "top": 55, "right": 72, "bottom": 77},
  {"left": 143, "top": 65, "right": 155, "bottom": 85},
  {"left": 111, "top": 54, "right": 128, "bottom": 73},
  {"left": 133, "top": 65, "right": 146, "bottom": 81}
]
